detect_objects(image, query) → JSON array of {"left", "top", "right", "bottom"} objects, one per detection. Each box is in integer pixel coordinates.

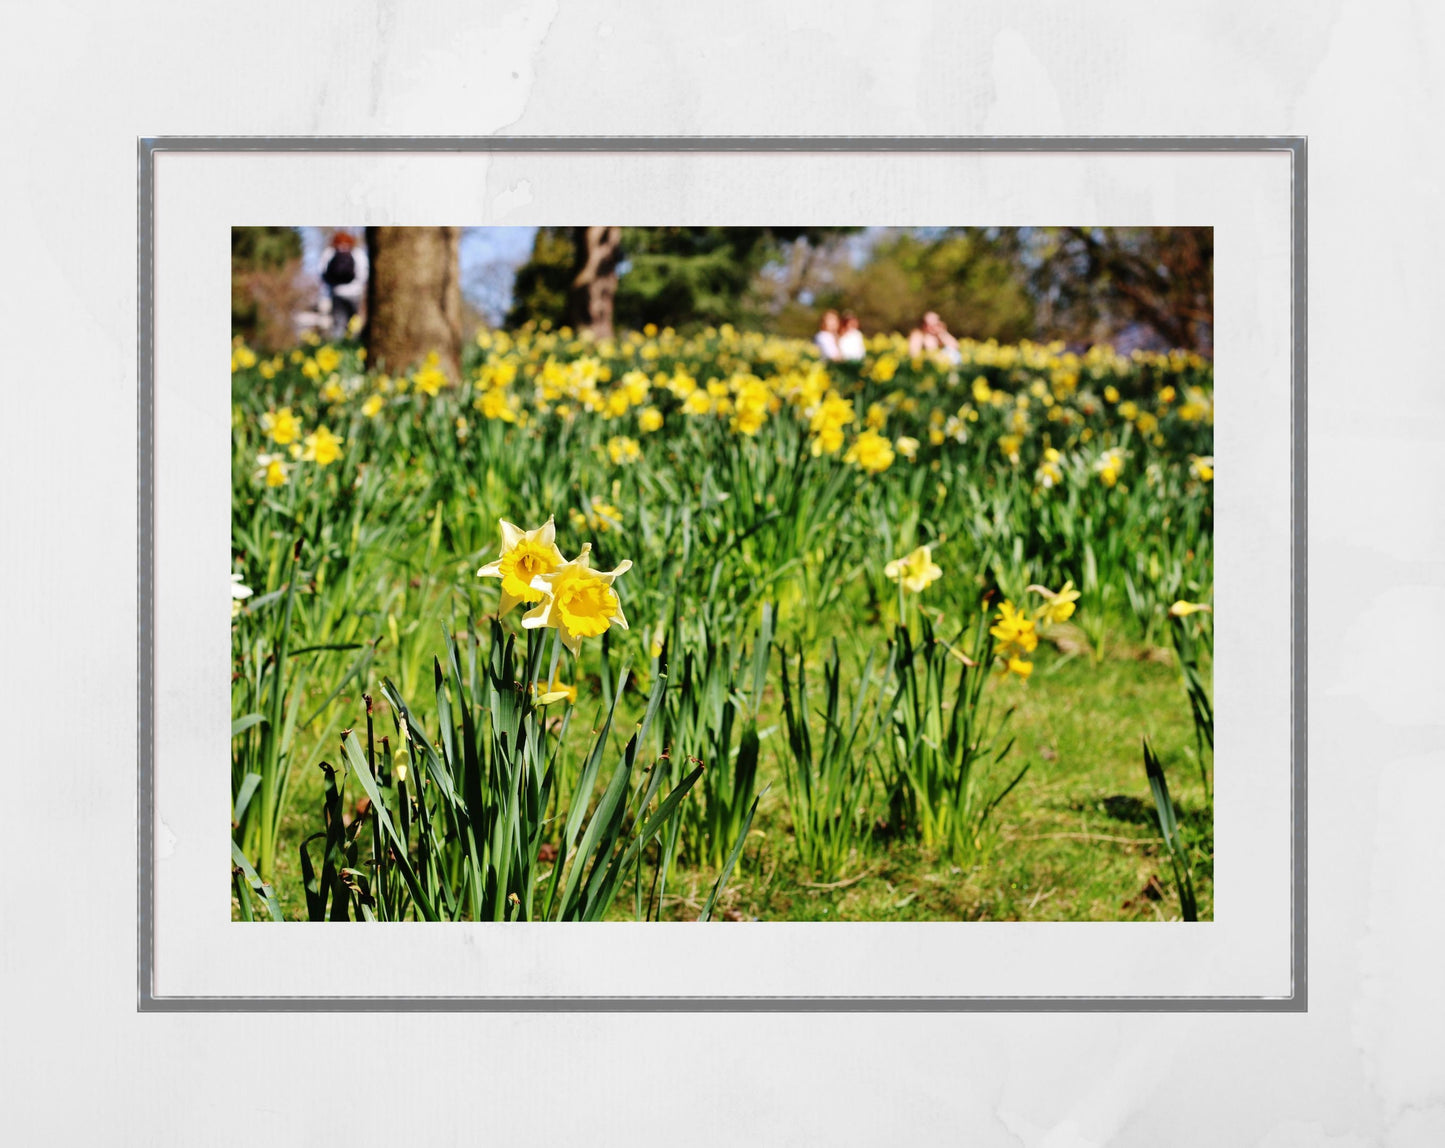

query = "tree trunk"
[
  {"left": 568, "top": 226, "right": 622, "bottom": 340},
  {"left": 365, "top": 226, "right": 463, "bottom": 379}
]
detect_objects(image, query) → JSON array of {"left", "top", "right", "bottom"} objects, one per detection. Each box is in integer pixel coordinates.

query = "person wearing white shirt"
[
  {"left": 814, "top": 308, "right": 841, "bottom": 361},
  {"left": 907, "top": 310, "right": 962, "bottom": 365},
  {"left": 837, "top": 312, "right": 866, "bottom": 361}
]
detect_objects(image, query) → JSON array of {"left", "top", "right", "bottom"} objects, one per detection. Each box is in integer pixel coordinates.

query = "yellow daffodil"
[
  {"left": 1095, "top": 447, "right": 1125, "bottom": 487},
  {"left": 607, "top": 436, "right": 642, "bottom": 465},
  {"left": 1169, "top": 600, "right": 1212, "bottom": 617},
  {"left": 411, "top": 352, "right": 450, "bottom": 397},
  {"left": 621, "top": 370, "right": 651, "bottom": 405},
  {"left": 570, "top": 498, "right": 622, "bottom": 534},
  {"left": 254, "top": 453, "right": 289, "bottom": 488},
  {"left": 869, "top": 354, "right": 899, "bottom": 382},
  {"left": 361, "top": 394, "right": 385, "bottom": 418},
  {"left": 261, "top": 407, "right": 303, "bottom": 446},
  {"left": 477, "top": 388, "right": 519, "bottom": 422},
  {"left": 1037, "top": 447, "right": 1063, "bottom": 489},
  {"left": 531, "top": 676, "right": 577, "bottom": 706},
  {"left": 1028, "top": 581, "right": 1080, "bottom": 625},
  {"left": 884, "top": 545, "right": 943, "bottom": 594},
  {"left": 522, "top": 544, "right": 632, "bottom": 655},
  {"left": 477, "top": 517, "right": 565, "bottom": 616},
  {"left": 1190, "top": 455, "right": 1214, "bottom": 482},
  {"left": 844, "top": 429, "right": 895, "bottom": 474},
  {"left": 894, "top": 435, "right": 920, "bottom": 462},
  {"left": 1006, "top": 654, "right": 1034, "bottom": 679},
  {"left": 638, "top": 406, "right": 663, "bottom": 433},
  {"left": 990, "top": 600, "right": 1039, "bottom": 655},
  {"left": 301, "top": 426, "right": 344, "bottom": 466},
  {"left": 314, "top": 345, "right": 343, "bottom": 375}
]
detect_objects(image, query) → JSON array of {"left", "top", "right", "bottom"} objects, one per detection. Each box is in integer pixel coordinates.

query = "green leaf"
[
  {"left": 701, "top": 789, "right": 761, "bottom": 922},
  {"left": 231, "top": 841, "right": 283, "bottom": 921},
  {"left": 233, "top": 772, "right": 263, "bottom": 825},
  {"left": 231, "top": 713, "right": 267, "bottom": 737},
  {"left": 340, "top": 732, "right": 439, "bottom": 922}
]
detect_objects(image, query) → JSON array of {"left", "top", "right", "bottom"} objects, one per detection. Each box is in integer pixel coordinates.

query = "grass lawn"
[{"left": 252, "top": 625, "right": 1211, "bottom": 923}]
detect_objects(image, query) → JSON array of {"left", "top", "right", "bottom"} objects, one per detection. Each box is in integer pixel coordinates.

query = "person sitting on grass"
[
  {"left": 837, "top": 311, "right": 867, "bottom": 361},
  {"left": 814, "top": 308, "right": 842, "bottom": 361},
  {"left": 907, "top": 310, "right": 962, "bottom": 365}
]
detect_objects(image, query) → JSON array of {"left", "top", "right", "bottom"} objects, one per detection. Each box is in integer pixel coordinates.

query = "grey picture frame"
[{"left": 139, "top": 135, "right": 1306, "bottom": 1012}]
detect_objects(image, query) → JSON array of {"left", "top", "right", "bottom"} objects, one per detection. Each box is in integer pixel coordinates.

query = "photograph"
[{"left": 230, "top": 222, "right": 1215, "bottom": 926}]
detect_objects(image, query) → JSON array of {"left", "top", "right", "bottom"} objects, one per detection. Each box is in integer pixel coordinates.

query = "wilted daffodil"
[
  {"left": 884, "top": 545, "right": 943, "bottom": 594},
  {"left": 477, "top": 517, "right": 565, "bottom": 616},
  {"left": 1028, "top": 581, "right": 1080, "bottom": 626},
  {"left": 522, "top": 544, "right": 632, "bottom": 655}
]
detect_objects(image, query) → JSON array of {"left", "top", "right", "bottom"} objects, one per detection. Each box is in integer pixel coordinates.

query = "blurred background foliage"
[{"left": 235, "top": 224, "right": 1213, "bottom": 365}]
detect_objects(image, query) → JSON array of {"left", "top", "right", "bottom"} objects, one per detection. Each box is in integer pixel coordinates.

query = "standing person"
[
  {"left": 837, "top": 311, "right": 867, "bottom": 361},
  {"left": 814, "top": 308, "right": 841, "bottom": 361},
  {"left": 319, "top": 231, "right": 368, "bottom": 340},
  {"left": 907, "top": 310, "right": 962, "bottom": 365}
]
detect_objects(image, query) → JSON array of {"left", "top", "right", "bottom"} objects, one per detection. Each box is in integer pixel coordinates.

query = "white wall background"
[{"left": 2, "top": 2, "right": 1442, "bottom": 1143}]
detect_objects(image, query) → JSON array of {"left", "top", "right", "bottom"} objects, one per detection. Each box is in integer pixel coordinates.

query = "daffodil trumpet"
[
  {"left": 521, "top": 543, "right": 633, "bottom": 656},
  {"left": 477, "top": 516, "right": 565, "bottom": 617}
]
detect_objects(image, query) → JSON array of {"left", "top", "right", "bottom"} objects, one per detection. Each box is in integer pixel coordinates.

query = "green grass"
[
  {"left": 248, "top": 628, "right": 1210, "bottom": 923},
  {"left": 675, "top": 639, "right": 1210, "bottom": 923}
]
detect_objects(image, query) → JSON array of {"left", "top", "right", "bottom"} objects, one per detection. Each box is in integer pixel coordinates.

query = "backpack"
[{"left": 323, "top": 250, "right": 356, "bottom": 287}]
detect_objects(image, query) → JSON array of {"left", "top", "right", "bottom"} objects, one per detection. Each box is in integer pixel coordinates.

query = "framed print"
[{"left": 140, "top": 136, "right": 1304, "bottom": 1010}]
